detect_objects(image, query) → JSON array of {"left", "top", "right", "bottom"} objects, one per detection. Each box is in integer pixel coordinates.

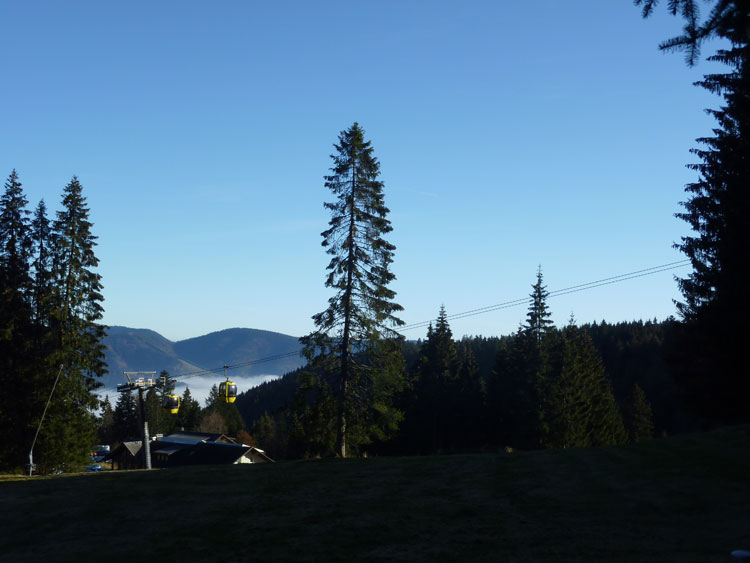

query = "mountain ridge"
[{"left": 101, "top": 326, "right": 304, "bottom": 391}]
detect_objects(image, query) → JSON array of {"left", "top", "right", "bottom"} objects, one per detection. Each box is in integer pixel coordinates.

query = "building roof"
[
  {"left": 166, "top": 431, "right": 237, "bottom": 444},
  {"left": 101, "top": 433, "right": 271, "bottom": 468},
  {"left": 151, "top": 439, "right": 250, "bottom": 466},
  {"left": 100, "top": 441, "right": 141, "bottom": 462},
  {"left": 244, "top": 447, "right": 274, "bottom": 463},
  {"left": 124, "top": 441, "right": 142, "bottom": 455}
]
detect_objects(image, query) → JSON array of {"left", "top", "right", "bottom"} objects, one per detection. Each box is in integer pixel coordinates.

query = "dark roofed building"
[
  {"left": 161, "top": 431, "right": 238, "bottom": 444},
  {"left": 105, "top": 441, "right": 142, "bottom": 470},
  {"left": 151, "top": 438, "right": 250, "bottom": 467},
  {"left": 104, "top": 432, "right": 273, "bottom": 470}
]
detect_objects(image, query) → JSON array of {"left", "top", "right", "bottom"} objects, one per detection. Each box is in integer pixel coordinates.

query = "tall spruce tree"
[
  {"left": 28, "top": 199, "right": 56, "bottom": 452},
  {"left": 50, "top": 177, "right": 106, "bottom": 376},
  {"left": 524, "top": 266, "right": 554, "bottom": 345},
  {"left": 501, "top": 268, "right": 557, "bottom": 449},
  {"left": 0, "top": 170, "right": 34, "bottom": 468},
  {"left": 488, "top": 326, "right": 543, "bottom": 449},
  {"left": 30, "top": 200, "right": 53, "bottom": 333},
  {"left": 637, "top": 1, "right": 750, "bottom": 423},
  {"left": 0, "top": 170, "right": 33, "bottom": 316},
  {"left": 34, "top": 177, "right": 107, "bottom": 471},
  {"left": 301, "top": 123, "right": 404, "bottom": 457},
  {"left": 411, "top": 307, "right": 459, "bottom": 452}
]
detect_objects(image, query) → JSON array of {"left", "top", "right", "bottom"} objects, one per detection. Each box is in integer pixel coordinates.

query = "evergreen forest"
[
  {"left": 0, "top": 173, "right": 106, "bottom": 473},
  {"left": 236, "top": 290, "right": 692, "bottom": 460}
]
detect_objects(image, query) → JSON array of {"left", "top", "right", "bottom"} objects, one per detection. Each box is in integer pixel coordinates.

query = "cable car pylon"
[{"left": 117, "top": 372, "right": 156, "bottom": 469}]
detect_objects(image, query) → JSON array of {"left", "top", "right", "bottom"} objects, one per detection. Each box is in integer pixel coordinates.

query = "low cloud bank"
[
  {"left": 174, "top": 374, "right": 280, "bottom": 407},
  {"left": 96, "top": 374, "right": 281, "bottom": 412}
]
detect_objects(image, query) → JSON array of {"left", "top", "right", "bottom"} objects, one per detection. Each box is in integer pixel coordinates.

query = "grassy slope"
[{"left": 1, "top": 426, "right": 748, "bottom": 562}]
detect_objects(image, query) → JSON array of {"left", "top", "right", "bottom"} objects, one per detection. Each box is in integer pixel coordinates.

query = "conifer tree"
[
  {"left": 0, "top": 170, "right": 33, "bottom": 312},
  {"left": 524, "top": 266, "right": 554, "bottom": 345},
  {"left": 112, "top": 391, "right": 139, "bottom": 443},
  {"left": 537, "top": 326, "right": 564, "bottom": 446},
  {"left": 205, "top": 384, "right": 221, "bottom": 408},
  {"left": 452, "top": 343, "right": 485, "bottom": 449},
  {"left": 97, "top": 395, "right": 116, "bottom": 445},
  {"left": 0, "top": 170, "right": 34, "bottom": 468},
  {"left": 548, "top": 325, "right": 627, "bottom": 448},
  {"left": 30, "top": 199, "right": 53, "bottom": 331},
  {"left": 143, "top": 370, "right": 178, "bottom": 436},
  {"left": 175, "top": 387, "right": 201, "bottom": 431},
  {"left": 35, "top": 177, "right": 107, "bottom": 470},
  {"left": 412, "top": 307, "right": 459, "bottom": 452},
  {"left": 490, "top": 269, "right": 557, "bottom": 450},
  {"left": 29, "top": 198, "right": 56, "bottom": 412},
  {"left": 487, "top": 326, "right": 543, "bottom": 449},
  {"left": 156, "top": 370, "right": 177, "bottom": 396},
  {"left": 144, "top": 389, "right": 163, "bottom": 436},
  {"left": 291, "top": 368, "right": 339, "bottom": 456},
  {"left": 252, "top": 412, "right": 281, "bottom": 458},
  {"left": 50, "top": 176, "right": 107, "bottom": 382},
  {"left": 637, "top": 1, "right": 750, "bottom": 423},
  {"left": 301, "top": 123, "right": 405, "bottom": 457},
  {"left": 203, "top": 383, "right": 245, "bottom": 436},
  {"left": 626, "top": 383, "right": 655, "bottom": 442}
]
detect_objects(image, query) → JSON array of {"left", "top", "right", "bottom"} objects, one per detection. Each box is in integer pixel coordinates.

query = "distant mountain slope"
[
  {"left": 102, "top": 326, "right": 304, "bottom": 391},
  {"left": 102, "top": 327, "right": 204, "bottom": 390},
  {"left": 173, "top": 328, "right": 304, "bottom": 377}
]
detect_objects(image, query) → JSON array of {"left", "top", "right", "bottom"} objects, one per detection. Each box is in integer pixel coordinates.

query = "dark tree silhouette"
[
  {"left": 638, "top": 0, "right": 750, "bottom": 423},
  {"left": 301, "top": 123, "right": 404, "bottom": 457}
]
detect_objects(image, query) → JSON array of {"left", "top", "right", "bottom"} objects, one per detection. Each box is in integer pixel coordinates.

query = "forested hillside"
[{"left": 237, "top": 310, "right": 698, "bottom": 460}]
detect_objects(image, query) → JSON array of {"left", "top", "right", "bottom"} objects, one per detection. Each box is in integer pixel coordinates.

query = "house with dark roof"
[
  {"left": 106, "top": 441, "right": 143, "bottom": 470},
  {"left": 103, "top": 432, "right": 273, "bottom": 469}
]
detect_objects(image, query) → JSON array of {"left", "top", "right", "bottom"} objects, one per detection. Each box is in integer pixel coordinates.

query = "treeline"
[
  {"left": 237, "top": 271, "right": 691, "bottom": 460},
  {"left": 0, "top": 171, "right": 106, "bottom": 473}
]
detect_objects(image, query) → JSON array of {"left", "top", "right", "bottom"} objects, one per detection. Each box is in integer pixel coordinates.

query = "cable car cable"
[{"left": 97, "top": 260, "right": 690, "bottom": 397}]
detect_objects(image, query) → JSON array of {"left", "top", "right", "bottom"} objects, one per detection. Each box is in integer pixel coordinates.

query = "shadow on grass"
[{"left": 1, "top": 425, "right": 748, "bottom": 562}]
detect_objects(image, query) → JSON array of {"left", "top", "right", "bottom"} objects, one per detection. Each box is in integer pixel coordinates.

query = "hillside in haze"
[{"left": 102, "top": 327, "right": 304, "bottom": 390}]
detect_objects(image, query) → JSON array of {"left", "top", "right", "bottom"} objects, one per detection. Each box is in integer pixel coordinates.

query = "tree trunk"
[{"left": 336, "top": 161, "right": 358, "bottom": 458}]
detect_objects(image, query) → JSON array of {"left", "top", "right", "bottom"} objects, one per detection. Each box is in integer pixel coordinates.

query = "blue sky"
[{"left": 0, "top": 1, "right": 723, "bottom": 342}]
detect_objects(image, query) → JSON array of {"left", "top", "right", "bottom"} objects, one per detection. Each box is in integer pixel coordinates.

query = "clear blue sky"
[{"left": 0, "top": 1, "right": 723, "bottom": 342}]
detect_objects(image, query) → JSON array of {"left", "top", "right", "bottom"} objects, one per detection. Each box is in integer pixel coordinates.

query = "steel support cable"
[
  {"left": 399, "top": 260, "right": 690, "bottom": 331},
  {"left": 28, "top": 364, "right": 64, "bottom": 475},
  {"left": 449, "top": 262, "right": 689, "bottom": 320}
]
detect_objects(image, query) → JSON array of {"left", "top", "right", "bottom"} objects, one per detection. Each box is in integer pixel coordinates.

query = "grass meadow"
[{"left": 1, "top": 425, "right": 748, "bottom": 562}]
